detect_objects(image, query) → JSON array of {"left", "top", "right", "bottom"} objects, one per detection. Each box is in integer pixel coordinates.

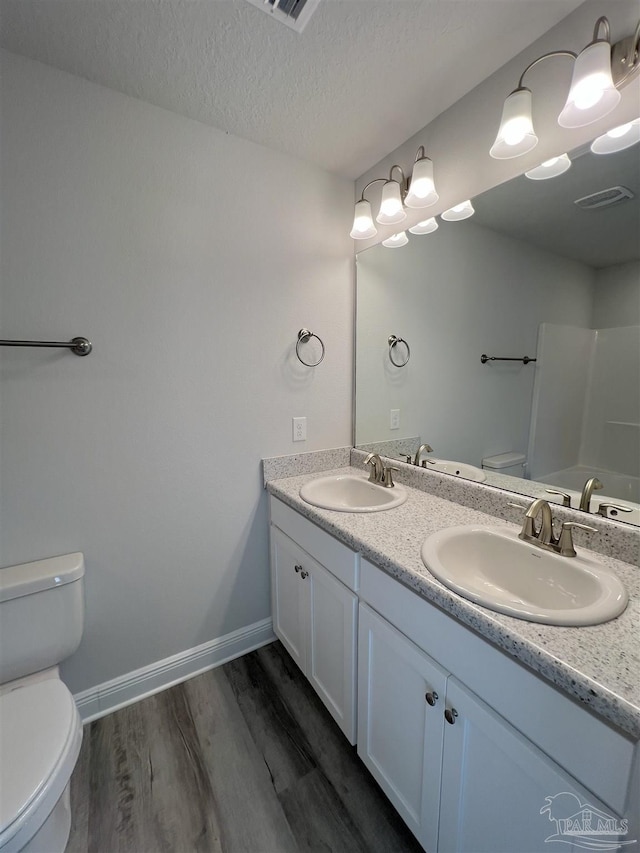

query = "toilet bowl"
[
  {"left": 0, "top": 553, "right": 85, "bottom": 853},
  {"left": 0, "top": 678, "right": 82, "bottom": 853}
]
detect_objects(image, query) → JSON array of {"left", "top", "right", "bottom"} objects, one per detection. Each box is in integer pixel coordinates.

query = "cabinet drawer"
[
  {"left": 269, "top": 497, "right": 359, "bottom": 591},
  {"left": 360, "top": 559, "right": 635, "bottom": 817}
]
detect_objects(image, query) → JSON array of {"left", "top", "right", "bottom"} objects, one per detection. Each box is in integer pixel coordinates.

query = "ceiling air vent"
[
  {"left": 245, "top": 0, "right": 321, "bottom": 32},
  {"left": 574, "top": 186, "right": 634, "bottom": 210}
]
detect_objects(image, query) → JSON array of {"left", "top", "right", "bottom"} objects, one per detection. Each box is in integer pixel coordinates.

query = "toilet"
[
  {"left": 0, "top": 553, "right": 85, "bottom": 853},
  {"left": 481, "top": 451, "right": 527, "bottom": 479}
]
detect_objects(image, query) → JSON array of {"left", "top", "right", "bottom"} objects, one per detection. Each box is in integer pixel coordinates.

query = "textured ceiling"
[{"left": 0, "top": 0, "right": 585, "bottom": 178}]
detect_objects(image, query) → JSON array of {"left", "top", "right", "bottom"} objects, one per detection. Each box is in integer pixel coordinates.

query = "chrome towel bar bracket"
[
  {"left": 0, "top": 337, "right": 92, "bottom": 356},
  {"left": 388, "top": 335, "right": 410, "bottom": 367},
  {"left": 296, "top": 329, "right": 325, "bottom": 367}
]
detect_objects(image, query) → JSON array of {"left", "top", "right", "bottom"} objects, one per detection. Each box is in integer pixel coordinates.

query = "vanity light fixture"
[
  {"left": 350, "top": 146, "right": 439, "bottom": 239},
  {"left": 404, "top": 147, "right": 439, "bottom": 208},
  {"left": 525, "top": 153, "right": 572, "bottom": 180},
  {"left": 441, "top": 200, "right": 475, "bottom": 221},
  {"left": 377, "top": 170, "right": 407, "bottom": 225},
  {"left": 591, "top": 118, "right": 640, "bottom": 153},
  {"left": 409, "top": 217, "right": 439, "bottom": 235},
  {"left": 382, "top": 231, "right": 409, "bottom": 248},
  {"left": 490, "top": 15, "right": 640, "bottom": 159}
]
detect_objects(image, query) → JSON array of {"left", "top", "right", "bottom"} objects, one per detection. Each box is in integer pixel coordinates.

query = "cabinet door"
[
  {"left": 358, "top": 604, "right": 447, "bottom": 852},
  {"left": 270, "top": 527, "right": 307, "bottom": 672},
  {"left": 438, "top": 677, "right": 627, "bottom": 853},
  {"left": 307, "top": 557, "right": 358, "bottom": 744}
]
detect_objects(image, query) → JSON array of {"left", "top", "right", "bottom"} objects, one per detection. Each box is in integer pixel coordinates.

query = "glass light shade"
[
  {"left": 525, "top": 153, "right": 572, "bottom": 180},
  {"left": 490, "top": 88, "right": 538, "bottom": 159},
  {"left": 441, "top": 200, "right": 475, "bottom": 221},
  {"left": 591, "top": 118, "right": 640, "bottom": 154},
  {"left": 558, "top": 41, "right": 621, "bottom": 128},
  {"left": 376, "top": 180, "right": 406, "bottom": 225},
  {"left": 382, "top": 231, "right": 409, "bottom": 248},
  {"left": 409, "top": 217, "right": 439, "bottom": 235},
  {"left": 405, "top": 157, "right": 439, "bottom": 208},
  {"left": 350, "top": 199, "right": 377, "bottom": 239}
]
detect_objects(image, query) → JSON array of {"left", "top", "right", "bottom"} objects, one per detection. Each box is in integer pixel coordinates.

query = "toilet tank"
[
  {"left": 481, "top": 452, "right": 527, "bottom": 479},
  {"left": 0, "top": 553, "right": 85, "bottom": 684}
]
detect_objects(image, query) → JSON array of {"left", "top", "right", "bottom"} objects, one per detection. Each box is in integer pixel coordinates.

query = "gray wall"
[
  {"left": 593, "top": 261, "right": 640, "bottom": 328},
  {"left": 356, "top": 222, "right": 594, "bottom": 465},
  {"left": 0, "top": 51, "right": 354, "bottom": 693}
]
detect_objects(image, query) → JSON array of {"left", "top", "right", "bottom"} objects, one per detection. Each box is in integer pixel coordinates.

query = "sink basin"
[
  {"left": 421, "top": 525, "right": 628, "bottom": 626},
  {"left": 424, "top": 460, "right": 486, "bottom": 482},
  {"left": 300, "top": 474, "right": 407, "bottom": 512}
]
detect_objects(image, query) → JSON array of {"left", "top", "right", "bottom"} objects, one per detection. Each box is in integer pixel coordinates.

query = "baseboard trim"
[{"left": 74, "top": 618, "right": 275, "bottom": 723}]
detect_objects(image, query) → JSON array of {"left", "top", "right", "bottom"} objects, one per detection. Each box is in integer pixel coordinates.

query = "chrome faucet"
[
  {"left": 413, "top": 443, "right": 433, "bottom": 466},
  {"left": 510, "top": 498, "right": 597, "bottom": 556},
  {"left": 579, "top": 477, "right": 603, "bottom": 512}
]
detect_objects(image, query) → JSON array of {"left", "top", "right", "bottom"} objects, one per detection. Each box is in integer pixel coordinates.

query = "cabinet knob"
[
  {"left": 444, "top": 708, "right": 458, "bottom": 725},
  {"left": 294, "top": 564, "right": 302, "bottom": 573},
  {"left": 425, "top": 691, "right": 438, "bottom": 706},
  {"left": 300, "top": 570, "right": 309, "bottom": 579}
]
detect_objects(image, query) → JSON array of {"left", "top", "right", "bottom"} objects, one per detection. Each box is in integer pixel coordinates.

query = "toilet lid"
[{"left": 0, "top": 679, "right": 80, "bottom": 839}]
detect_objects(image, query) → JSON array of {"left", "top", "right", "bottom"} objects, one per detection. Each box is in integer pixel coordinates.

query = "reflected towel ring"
[
  {"left": 296, "top": 329, "right": 325, "bottom": 367},
  {"left": 388, "top": 335, "right": 410, "bottom": 367}
]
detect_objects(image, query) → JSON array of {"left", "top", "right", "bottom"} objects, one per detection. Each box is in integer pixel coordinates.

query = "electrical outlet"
[
  {"left": 390, "top": 409, "right": 400, "bottom": 430},
  {"left": 292, "top": 416, "right": 307, "bottom": 442}
]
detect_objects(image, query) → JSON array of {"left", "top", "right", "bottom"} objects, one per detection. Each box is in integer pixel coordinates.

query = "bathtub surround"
[{"left": 529, "top": 322, "right": 640, "bottom": 495}]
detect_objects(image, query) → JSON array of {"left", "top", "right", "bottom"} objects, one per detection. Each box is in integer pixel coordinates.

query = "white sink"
[
  {"left": 421, "top": 525, "right": 628, "bottom": 626},
  {"left": 424, "top": 459, "right": 486, "bottom": 482},
  {"left": 300, "top": 474, "right": 407, "bottom": 512}
]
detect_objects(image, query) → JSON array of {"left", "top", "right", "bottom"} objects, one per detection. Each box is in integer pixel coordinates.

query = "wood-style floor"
[{"left": 67, "top": 641, "right": 423, "bottom": 853}]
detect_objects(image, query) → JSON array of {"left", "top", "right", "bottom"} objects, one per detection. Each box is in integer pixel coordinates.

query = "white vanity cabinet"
[
  {"left": 358, "top": 560, "right": 637, "bottom": 853},
  {"left": 269, "top": 497, "right": 359, "bottom": 743},
  {"left": 357, "top": 603, "right": 446, "bottom": 852}
]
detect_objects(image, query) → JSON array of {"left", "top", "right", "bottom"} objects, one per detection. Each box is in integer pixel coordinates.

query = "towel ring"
[
  {"left": 296, "top": 329, "right": 325, "bottom": 367},
  {"left": 388, "top": 335, "right": 410, "bottom": 367}
]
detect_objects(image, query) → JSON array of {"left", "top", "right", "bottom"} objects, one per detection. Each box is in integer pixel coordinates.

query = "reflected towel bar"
[
  {"left": 0, "top": 337, "right": 92, "bottom": 356},
  {"left": 481, "top": 354, "right": 536, "bottom": 364}
]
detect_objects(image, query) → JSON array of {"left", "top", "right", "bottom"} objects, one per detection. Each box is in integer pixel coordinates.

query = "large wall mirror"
[{"left": 355, "top": 131, "right": 640, "bottom": 526}]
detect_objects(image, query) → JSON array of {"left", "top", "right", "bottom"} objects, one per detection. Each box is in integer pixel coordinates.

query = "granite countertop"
[{"left": 267, "top": 466, "right": 640, "bottom": 740}]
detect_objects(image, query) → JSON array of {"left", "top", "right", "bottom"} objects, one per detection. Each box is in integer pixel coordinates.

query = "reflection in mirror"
[{"left": 355, "top": 134, "right": 640, "bottom": 526}]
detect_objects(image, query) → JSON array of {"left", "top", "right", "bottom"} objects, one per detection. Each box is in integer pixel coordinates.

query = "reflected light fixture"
[
  {"left": 441, "top": 200, "right": 475, "bottom": 221},
  {"left": 591, "top": 118, "right": 640, "bottom": 154},
  {"left": 490, "top": 15, "right": 640, "bottom": 159},
  {"left": 382, "top": 231, "right": 409, "bottom": 248},
  {"left": 350, "top": 146, "right": 439, "bottom": 240},
  {"left": 525, "top": 153, "right": 572, "bottom": 180},
  {"left": 409, "top": 217, "right": 439, "bottom": 235}
]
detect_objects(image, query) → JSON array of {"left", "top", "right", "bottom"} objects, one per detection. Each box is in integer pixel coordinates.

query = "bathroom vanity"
[{"left": 267, "top": 466, "right": 639, "bottom": 853}]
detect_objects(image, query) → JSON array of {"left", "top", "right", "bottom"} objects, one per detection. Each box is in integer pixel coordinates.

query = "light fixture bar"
[
  {"left": 489, "top": 15, "right": 640, "bottom": 160},
  {"left": 350, "top": 148, "right": 439, "bottom": 240}
]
